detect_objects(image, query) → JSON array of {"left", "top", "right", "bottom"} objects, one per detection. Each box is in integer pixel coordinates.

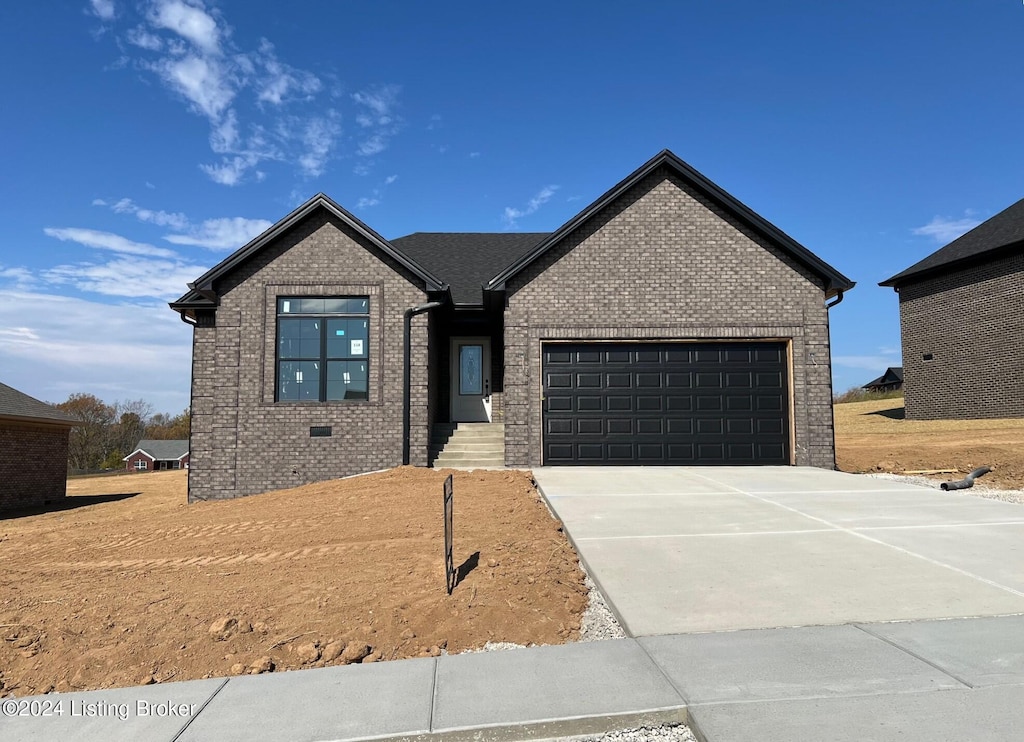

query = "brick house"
[
  {"left": 171, "top": 150, "right": 854, "bottom": 502},
  {"left": 881, "top": 197, "right": 1024, "bottom": 420},
  {"left": 123, "top": 440, "right": 190, "bottom": 472},
  {"left": 0, "top": 381, "right": 78, "bottom": 511}
]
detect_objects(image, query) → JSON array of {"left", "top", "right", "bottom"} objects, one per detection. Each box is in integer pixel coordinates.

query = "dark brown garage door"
[{"left": 542, "top": 342, "right": 790, "bottom": 465}]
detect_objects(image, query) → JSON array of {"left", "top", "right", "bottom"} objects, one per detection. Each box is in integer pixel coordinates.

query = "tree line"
[{"left": 52, "top": 393, "right": 191, "bottom": 472}]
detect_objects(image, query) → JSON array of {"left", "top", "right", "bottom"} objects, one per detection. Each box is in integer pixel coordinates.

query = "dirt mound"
[{"left": 0, "top": 467, "right": 586, "bottom": 697}]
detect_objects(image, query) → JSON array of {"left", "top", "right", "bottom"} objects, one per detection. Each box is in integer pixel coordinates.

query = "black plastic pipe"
[
  {"left": 941, "top": 466, "right": 992, "bottom": 491},
  {"left": 403, "top": 301, "right": 443, "bottom": 465}
]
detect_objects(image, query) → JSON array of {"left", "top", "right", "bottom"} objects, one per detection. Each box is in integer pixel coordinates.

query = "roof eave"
[
  {"left": 880, "top": 240, "right": 1024, "bottom": 288},
  {"left": 0, "top": 413, "right": 79, "bottom": 427}
]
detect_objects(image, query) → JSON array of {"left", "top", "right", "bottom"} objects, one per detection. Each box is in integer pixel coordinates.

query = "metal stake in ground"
[{"left": 443, "top": 473, "right": 455, "bottom": 594}]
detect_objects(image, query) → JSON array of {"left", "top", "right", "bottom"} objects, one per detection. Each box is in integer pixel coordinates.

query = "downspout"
[
  {"left": 403, "top": 301, "right": 443, "bottom": 465},
  {"left": 824, "top": 288, "right": 844, "bottom": 469}
]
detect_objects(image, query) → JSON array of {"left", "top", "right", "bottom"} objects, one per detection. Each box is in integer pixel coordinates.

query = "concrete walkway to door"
[{"left": 533, "top": 466, "right": 1024, "bottom": 636}]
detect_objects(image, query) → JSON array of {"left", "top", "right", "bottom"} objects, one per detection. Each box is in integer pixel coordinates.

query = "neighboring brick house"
[
  {"left": 881, "top": 198, "right": 1024, "bottom": 420},
  {"left": 0, "top": 381, "right": 77, "bottom": 511},
  {"left": 862, "top": 367, "right": 904, "bottom": 393},
  {"left": 123, "top": 440, "right": 190, "bottom": 472},
  {"left": 171, "top": 150, "right": 854, "bottom": 502}
]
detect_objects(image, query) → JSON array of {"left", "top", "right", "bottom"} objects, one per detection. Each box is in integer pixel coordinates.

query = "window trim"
[
  {"left": 134, "top": 459, "right": 148, "bottom": 471},
  {"left": 275, "top": 296, "right": 371, "bottom": 403}
]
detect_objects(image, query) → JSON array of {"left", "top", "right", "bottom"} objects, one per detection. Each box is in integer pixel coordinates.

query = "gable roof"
[
  {"left": 390, "top": 233, "right": 548, "bottom": 305},
  {"left": 881, "top": 197, "right": 1024, "bottom": 287},
  {"left": 863, "top": 367, "right": 903, "bottom": 388},
  {"left": 0, "top": 382, "right": 78, "bottom": 426},
  {"left": 171, "top": 193, "right": 446, "bottom": 318},
  {"left": 125, "top": 439, "right": 189, "bottom": 461},
  {"left": 485, "top": 149, "right": 855, "bottom": 298}
]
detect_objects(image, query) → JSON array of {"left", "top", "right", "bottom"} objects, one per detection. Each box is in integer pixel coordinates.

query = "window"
[
  {"left": 135, "top": 459, "right": 148, "bottom": 471},
  {"left": 276, "top": 297, "right": 370, "bottom": 402}
]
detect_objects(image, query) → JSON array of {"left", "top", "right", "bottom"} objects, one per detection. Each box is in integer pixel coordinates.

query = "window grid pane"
[{"left": 276, "top": 297, "right": 370, "bottom": 402}]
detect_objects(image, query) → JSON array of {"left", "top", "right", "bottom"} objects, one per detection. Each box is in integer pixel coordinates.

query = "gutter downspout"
[
  {"left": 403, "top": 301, "right": 443, "bottom": 465},
  {"left": 824, "top": 288, "right": 844, "bottom": 469}
]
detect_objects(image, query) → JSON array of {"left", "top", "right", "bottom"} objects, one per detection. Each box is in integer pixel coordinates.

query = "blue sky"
[{"left": 1, "top": 1, "right": 1022, "bottom": 413}]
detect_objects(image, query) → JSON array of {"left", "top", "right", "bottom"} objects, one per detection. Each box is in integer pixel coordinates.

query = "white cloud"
[
  {"left": 127, "top": 25, "right": 163, "bottom": 50},
  {"left": 98, "top": 2, "right": 384, "bottom": 184},
  {"left": 469, "top": 152, "right": 481, "bottom": 158},
  {"left": 351, "top": 85, "right": 402, "bottom": 159},
  {"left": 164, "top": 216, "right": 272, "bottom": 250},
  {"left": 503, "top": 185, "right": 560, "bottom": 227},
  {"left": 352, "top": 164, "right": 370, "bottom": 176},
  {"left": 148, "top": 0, "right": 221, "bottom": 55},
  {"left": 107, "top": 197, "right": 190, "bottom": 230},
  {"left": 298, "top": 113, "right": 341, "bottom": 177},
  {"left": 912, "top": 214, "right": 982, "bottom": 244},
  {"left": 43, "top": 227, "right": 178, "bottom": 259},
  {"left": 356, "top": 197, "right": 379, "bottom": 209},
  {"left": 199, "top": 154, "right": 262, "bottom": 186},
  {"left": 0, "top": 288, "right": 193, "bottom": 412},
  {"left": 385, "top": 174, "right": 398, "bottom": 185},
  {"left": 42, "top": 258, "right": 208, "bottom": 299},
  {"left": 255, "top": 39, "right": 322, "bottom": 105},
  {"left": 89, "top": 0, "right": 116, "bottom": 21},
  {"left": 0, "top": 266, "right": 35, "bottom": 288},
  {"left": 357, "top": 134, "right": 386, "bottom": 157},
  {"left": 150, "top": 54, "right": 235, "bottom": 120}
]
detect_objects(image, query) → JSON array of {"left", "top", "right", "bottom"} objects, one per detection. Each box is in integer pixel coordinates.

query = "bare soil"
[
  {"left": 0, "top": 467, "right": 586, "bottom": 697},
  {"left": 835, "top": 398, "right": 1024, "bottom": 489}
]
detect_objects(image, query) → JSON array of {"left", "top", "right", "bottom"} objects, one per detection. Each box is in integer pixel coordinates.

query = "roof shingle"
[
  {"left": 128, "top": 439, "right": 189, "bottom": 460},
  {"left": 390, "top": 233, "right": 548, "bottom": 305},
  {"left": 0, "top": 382, "right": 78, "bottom": 425}
]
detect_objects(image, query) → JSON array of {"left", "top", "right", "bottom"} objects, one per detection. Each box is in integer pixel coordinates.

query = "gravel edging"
[
  {"left": 865, "top": 472, "right": 1024, "bottom": 504},
  {"left": 553, "top": 722, "right": 697, "bottom": 741}
]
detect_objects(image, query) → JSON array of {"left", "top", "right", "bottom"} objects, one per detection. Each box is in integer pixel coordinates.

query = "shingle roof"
[
  {"left": 390, "top": 233, "right": 548, "bottom": 305},
  {"left": 863, "top": 367, "right": 903, "bottom": 388},
  {"left": 0, "top": 382, "right": 77, "bottom": 426},
  {"left": 881, "top": 198, "right": 1024, "bottom": 287},
  {"left": 128, "top": 439, "right": 189, "bottom": 460}
]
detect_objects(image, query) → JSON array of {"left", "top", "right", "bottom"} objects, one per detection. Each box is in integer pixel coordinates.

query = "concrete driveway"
[{"left": 533, "top": 467, "right": 1024, "bottom": 636}]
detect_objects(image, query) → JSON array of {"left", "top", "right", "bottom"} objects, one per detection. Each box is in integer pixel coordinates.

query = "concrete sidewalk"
[{"left": 5, "top": 616, "right": 1024, "bottom": 741}]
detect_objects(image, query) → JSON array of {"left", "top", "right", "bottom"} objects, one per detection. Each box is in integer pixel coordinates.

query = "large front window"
[{"left": 276, "top": 297, "right": 370, "bottom": 402}]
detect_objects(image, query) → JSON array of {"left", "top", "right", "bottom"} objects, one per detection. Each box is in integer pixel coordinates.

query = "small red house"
[{"left": 123, "top": 439, "right": 189, "bottom": 472}]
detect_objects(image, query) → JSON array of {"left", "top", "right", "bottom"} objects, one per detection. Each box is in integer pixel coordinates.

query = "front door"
[{"left": 450, "top": 337, "right": 491, "bottom": 422}]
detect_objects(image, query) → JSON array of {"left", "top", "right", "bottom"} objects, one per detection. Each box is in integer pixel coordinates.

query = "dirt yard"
[
  {"left": 0, "top": 468, "right": 587, "bottom": 697},
  {"left": 835, "top": 398, "right": 1024, "bottom": 489}
]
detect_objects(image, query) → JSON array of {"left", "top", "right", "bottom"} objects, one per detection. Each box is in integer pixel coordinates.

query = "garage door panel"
[{"left": 542, "top": 342, "right": 789, "bottom": 466}]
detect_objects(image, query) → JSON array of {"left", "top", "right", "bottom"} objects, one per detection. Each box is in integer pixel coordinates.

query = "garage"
[{"left": 542, "top": 342, "right": 790, "bottom": 465}]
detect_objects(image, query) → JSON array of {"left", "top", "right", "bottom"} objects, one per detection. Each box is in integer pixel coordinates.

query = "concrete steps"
[{"left": 431, "top": 422, "right": 505, "bottom": 469}]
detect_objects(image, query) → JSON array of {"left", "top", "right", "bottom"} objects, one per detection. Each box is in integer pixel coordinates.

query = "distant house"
[
  {"left": 0, "top": 382, "right": 78, "bottom": 511},
  {"left": 881, "top": 197, "right": 1024, "bottom": 420},
  {"left": 862, "top": 367, "right": 903, "bottom": 393},
  {"left": 123, "top": 440, "right": 190, "bottom": 472}
]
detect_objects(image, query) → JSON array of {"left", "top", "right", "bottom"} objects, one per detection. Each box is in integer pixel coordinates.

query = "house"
[
  {"left": 0, "top": 381, "right": 78, "bottom": 511},
  {"left": 171, "top": 149, "right": 854, "bottom": 502},
  {"left": 123, "top": 440, "right": 190, "bottom": 472},
  {"left": 862, "top": 367, "right": 903, "bottom": 393},
  {"left": 881, "top": 197, "right": 1024, "bottom": 420}
]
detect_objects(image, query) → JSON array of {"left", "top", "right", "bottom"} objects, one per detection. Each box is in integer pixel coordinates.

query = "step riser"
[{"left": 430, "top": 422, "right": 505, "bottom": 468}]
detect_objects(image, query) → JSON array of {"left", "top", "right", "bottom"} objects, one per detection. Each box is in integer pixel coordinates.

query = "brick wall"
[
  {"left": 0, "top": 421, "right": 70, "bottom": 510},
  {"left": 503, "top": 168, "right": 838, "bottom": 469},
  {"left": 188, "top": 210, "right": 430, "bottom": 502},
  {"left": 897, "top": 252, "right": 1024, "bottom": 420},
  {"left": 124, "top": 451, "right": 153, "bottom": 472}
]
